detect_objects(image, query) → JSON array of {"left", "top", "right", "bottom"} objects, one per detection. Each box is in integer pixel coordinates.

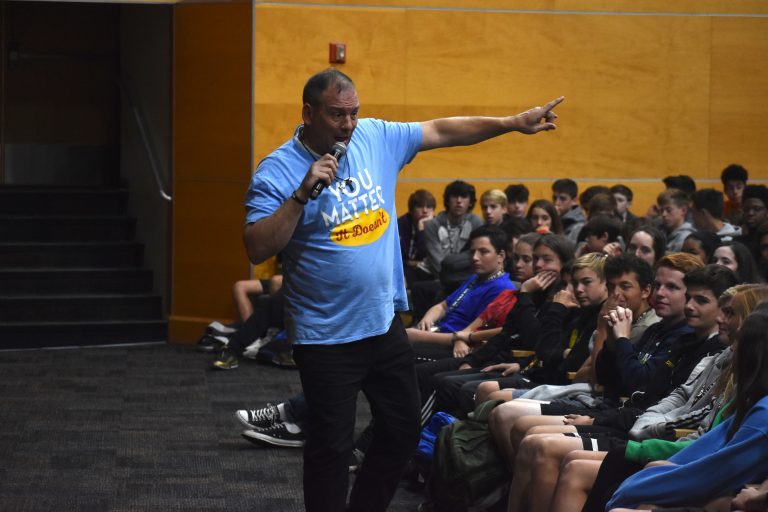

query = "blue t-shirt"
[
  {"left": 437, "top": 273, "right": 516, "bottom": 333},
  {"left": 245, "top": 119, "right": 422, "bottom": 345}
]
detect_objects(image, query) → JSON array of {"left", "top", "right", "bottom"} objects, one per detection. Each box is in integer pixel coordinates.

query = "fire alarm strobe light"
[{"left": 329, "top": 42, "right": 346, "bottom": 64}]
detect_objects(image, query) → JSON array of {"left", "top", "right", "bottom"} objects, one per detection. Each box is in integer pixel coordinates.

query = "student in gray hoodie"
[{"left": 658, "top": 188, "right": 695, "bottom": 253}]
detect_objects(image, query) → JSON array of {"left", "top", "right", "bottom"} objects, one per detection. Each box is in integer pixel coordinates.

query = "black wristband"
[{"left": 290, "top": 191, "right": 308, "bottom": 205}]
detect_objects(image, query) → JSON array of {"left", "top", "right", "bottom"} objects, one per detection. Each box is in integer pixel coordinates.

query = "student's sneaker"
[
  {"left": 211, "top": 347, "right": 238, "bottom": 371},
  {"left": 206, "top": 321, "right": 238, "bottom": 336},
  {"left": 241, "top": 423, "right": 305, "bottom": 448},
  {"left": 235, "top": 403, "right": 280, "bottom": 429},
  {"left": 241, "top": 337, "right": 270, "bottom": 360},
  {"left": 196, "top": 334, "right": 228, "bottom": 353}
]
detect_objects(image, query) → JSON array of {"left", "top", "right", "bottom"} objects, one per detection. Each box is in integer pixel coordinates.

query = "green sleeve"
[{"left": 624, "top": 438, "right": 693, "bottom": 464}]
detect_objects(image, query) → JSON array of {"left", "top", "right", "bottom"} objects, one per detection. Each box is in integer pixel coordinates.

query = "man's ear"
[
  {"left": 599, "top": 231, "right": 610, "bottom": 242},
  {"left": 640, "top": 284, "right": 652, "bottom": 301},
  {"left": 302, "top": 103, "right": 313, "bottom": 125}
]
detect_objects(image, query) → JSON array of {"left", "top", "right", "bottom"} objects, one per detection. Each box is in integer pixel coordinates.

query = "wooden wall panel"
[
  {"left": 253, "top": 0, "right": 768, "bottom": 15},
  {"left": 170, "top": 3, "right": 252, "bottom": 342},
  {"left": 709, "top": 17, "right": 768, "bottom": 178},
  {"left": 252, "top": 4, "right": 767, "bottom": 219}
]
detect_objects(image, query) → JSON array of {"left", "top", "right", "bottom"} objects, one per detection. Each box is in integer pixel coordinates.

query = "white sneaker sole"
[{"left": 241, "top": 430, "right": 305, "bottom": 448}]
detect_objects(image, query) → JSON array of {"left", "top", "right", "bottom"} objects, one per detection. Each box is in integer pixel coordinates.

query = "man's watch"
[{"left": 291, "top": 190, "right": 308, "bottom": 205}]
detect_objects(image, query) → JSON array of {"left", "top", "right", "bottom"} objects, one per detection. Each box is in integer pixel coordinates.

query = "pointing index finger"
[{"left": 543, "top": 96, "right": 565, "bottom": 112}]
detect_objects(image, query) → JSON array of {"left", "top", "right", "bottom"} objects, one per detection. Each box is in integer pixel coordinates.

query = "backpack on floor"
[
  {"left": 414, "top": 412, "right": 457, "bottom": 477},
  {"left": 426, "top": 399, "right": 509, "bottom": 512}
]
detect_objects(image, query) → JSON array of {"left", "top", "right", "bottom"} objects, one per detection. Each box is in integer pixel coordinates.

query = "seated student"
[
  {"left": 510, "top": 232, "right": 542, "bottom": 286},
  {"left": 712, "top": 241, "right": 764, "bottom": 284},
  {"left": 721, "top": 163, "right": 749, "bottom": 225},
  {"left": 409, "top": 226, "right": 516, "bottom": 360},
  {"left": 500, "top": 217, "right": 533, "bottom": 278},
  {"left": 488, "top": 253, "right": 704, "bottom": 460},
  {"left": 625, "top": 225, "right": 667, "bottom": 267},
  {"left": 480, "top": 189, "right": 508, "bottom": 226},
  {"left": 527, "top": 199, "right": 563, "bottom": 234},
  {"left": 505, "top": 184, "right": 529, "bottom": 219},
  {"left": 681, "top": 230, "right": 721, "bottom": 265},
  {"left": 211, "top": 287, "right": 288, "bottom": 370},
  {"left": 417, "top": 180, "right": 482, "bottom": 280},
  {"left": 646, "top": 175, "right": 697, "bottom": 220},
  {"left": 416, "top": 233, "right": 574, "bottom": 425},
  {"left": 585, "top": 193, "right": 618, "bottom": 221},
  {"left": 398, "top": 189, "right": 436, "bottom": 285},
  {"left": 232, "top": 276, "right": 283, "bottom": 323},
  {"left": 553, "top": 178, "right": 586, "bottom": 242},
  {"left": 411, "top": 180, "right": 483, "bottom": 317},
  {"left": 576, "top": 215, "right": 623, "bottom": 257},
  {"left": 611, "top": 184, "right": 638, "bottom": 225},
  {"left": 691, "top": 188, "right": 742, "bottom": 242},
  {"left": 579, "top": 186, "right": 611, "bottom": 215},
  {"left": 604, "top": 309, "right": 768, "bottom": 511},
  {"left": 737, "top": 185, "right": 768, "bottom": 260},
  {"left": 504, "top": 265, "right": 737, "bottom": 512},
  {"left": 658, "top": 189, "right": 696, "bottom": 253}
]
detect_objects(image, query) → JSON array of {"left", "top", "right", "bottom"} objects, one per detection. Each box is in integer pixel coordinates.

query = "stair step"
[
  {"left": 0, "top": 268, "right": 154, "bottom": 295},
  {"left": 0, "top": 242, "right": 144, "bottom": 268},
  {"left": 0, "top": 187, "right": 128, "bottom": 215},
  {"left": 0, "top": 295, "right": 163, "bottom": 322},
  {"left": 0, "top": 320, "right": 167, "bottom": 350},
  {"left": 0, "top": 215, "right": 135, "bottom": 242}
]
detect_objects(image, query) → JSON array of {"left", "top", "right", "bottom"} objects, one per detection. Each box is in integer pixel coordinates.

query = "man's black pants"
[{"left": 292, "top": 316, "right": 421, "bottom": 512}]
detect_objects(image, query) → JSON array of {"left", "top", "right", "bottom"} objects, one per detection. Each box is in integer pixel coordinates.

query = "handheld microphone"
[{"left": 310, "top": 142, "right": 347, "bottom": 200}]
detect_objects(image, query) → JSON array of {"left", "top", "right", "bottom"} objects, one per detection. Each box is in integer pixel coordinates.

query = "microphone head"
[{"left": 330, "top": 141, "right": 347, "bottom": 160}]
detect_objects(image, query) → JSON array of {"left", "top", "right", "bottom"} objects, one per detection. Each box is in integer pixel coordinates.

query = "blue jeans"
[{"left": 292, "top": 316, "right": 421, "bottom": 512}]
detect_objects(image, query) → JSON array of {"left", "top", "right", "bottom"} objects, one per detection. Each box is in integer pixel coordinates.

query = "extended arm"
[{"left": 419, "top": 97, "right": 563, "bottom": 151}]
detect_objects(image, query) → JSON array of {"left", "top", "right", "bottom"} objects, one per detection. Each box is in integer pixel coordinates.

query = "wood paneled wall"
[
  {"left": 252, "top": 2, "right": 768, "bottom": 221},
  {"left": 170, "top": 2, "right": 253, "bottom": 342}
]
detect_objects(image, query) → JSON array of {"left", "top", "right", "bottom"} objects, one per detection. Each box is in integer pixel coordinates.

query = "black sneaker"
[
  {"left": 241, "top": 423, "right": 305, "bottom": 448},
  {"left": 211, "top": 347, "right": 238, "bottom": 370},
  {"left": 234, "top": 403, "right": 280, "bottom": 429},
  {"left": 196, "top": 334, "right": 228, "bottom": 353}
]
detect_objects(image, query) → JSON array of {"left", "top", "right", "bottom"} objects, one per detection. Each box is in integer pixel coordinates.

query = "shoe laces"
[{"left": 250, "top": 404, "right": 279, "bottom": 424}]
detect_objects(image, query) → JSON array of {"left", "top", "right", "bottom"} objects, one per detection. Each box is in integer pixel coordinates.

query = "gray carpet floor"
[{"left": 0, "top": 343, "right": 424, "bottom": 511}]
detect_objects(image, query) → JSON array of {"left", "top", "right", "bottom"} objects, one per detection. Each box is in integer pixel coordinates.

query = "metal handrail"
[{"left": 117, "top": 77, "right": 172, "bottom": 202}]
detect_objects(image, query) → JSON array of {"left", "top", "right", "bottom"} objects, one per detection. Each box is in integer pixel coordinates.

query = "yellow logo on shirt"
[{"left": 330, "top": 208, "right": 390, "bottom": 246}]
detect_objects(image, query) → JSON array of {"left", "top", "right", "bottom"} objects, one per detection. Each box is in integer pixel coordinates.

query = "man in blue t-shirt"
[{"left": 241, "top": 68, "right": 563, "bottom": 512}]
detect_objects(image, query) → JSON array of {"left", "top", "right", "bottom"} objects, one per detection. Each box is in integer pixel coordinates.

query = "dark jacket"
[
  {"left": 460, "top": 291, "right": 544, "bottom": 368},
  {"left": 524, "top": 301, "right": 602, "bottom": 385},
  {"left": 592, "top": 332, "right": 725, "bottom": 431},
  {"left": 595, "top": 319, "right": 693, "bottom": 404}
]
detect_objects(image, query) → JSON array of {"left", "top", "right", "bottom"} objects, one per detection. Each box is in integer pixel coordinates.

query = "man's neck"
[
  {"left": 299, "top": 127, "right": 326, "bottom": 156},
  {"left": 448, "top": 213, "right": 465, "bottom": 225}
]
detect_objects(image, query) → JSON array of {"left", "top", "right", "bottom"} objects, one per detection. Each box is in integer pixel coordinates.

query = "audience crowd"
[{"left": 205, "top": 163, "right": 768, "bottom": 512}]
